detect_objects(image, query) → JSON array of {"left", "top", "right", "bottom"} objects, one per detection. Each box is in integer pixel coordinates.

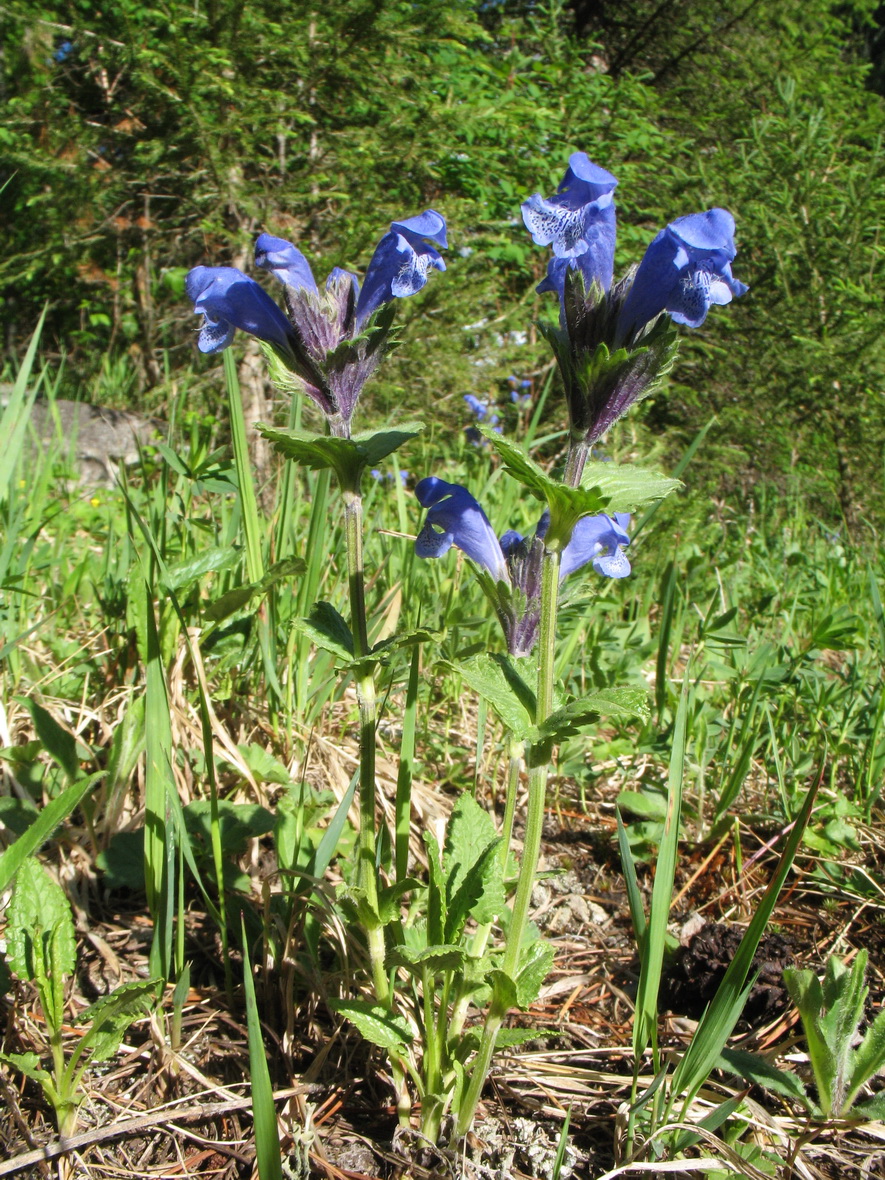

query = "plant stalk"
[{"left": 454, "top": 545, "right": 561, "bottom": 1137}]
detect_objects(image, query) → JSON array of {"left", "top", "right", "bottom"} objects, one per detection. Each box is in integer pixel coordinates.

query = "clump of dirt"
[{"left": 662, "top": 921, "right": 795, "bottom": 1024}]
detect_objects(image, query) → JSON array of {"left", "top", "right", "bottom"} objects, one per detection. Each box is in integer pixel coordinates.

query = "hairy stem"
[{"left": 455, "top": 547, "right": 561, "bottom": 1138}]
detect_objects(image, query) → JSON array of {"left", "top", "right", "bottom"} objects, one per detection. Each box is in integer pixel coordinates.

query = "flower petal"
[
  {"left": 414, "top": 477, "right": 508, "bottom": 581},
  {"left": 560, "top": 513, "right": 631, "bottom": 580},
  {"left": 355, "top": 211, "right": 448, "bottom": 329},
  {"left": 254, "top": 234, "right": 318, "bottom": 293},
  {"left": 522, "top": 153, "right": 618, "bottom": 283},
  {"left": 619, "top": 208, "right": 748, "bottom": 338},
  {"left": 185, "top": 266, "right": 294, "bottom": 357}
]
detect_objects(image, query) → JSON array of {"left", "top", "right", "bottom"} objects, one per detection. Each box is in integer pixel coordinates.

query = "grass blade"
[{"left": 241, "top": 917, "right": 283, "bottom": 1180}]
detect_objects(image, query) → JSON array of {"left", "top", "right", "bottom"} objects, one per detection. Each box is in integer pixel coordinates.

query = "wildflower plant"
[{"left": 185, "top": 153, "right": 750, "bottom": 1146}]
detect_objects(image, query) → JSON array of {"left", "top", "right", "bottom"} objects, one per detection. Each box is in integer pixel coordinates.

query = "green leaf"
[
  {"left": 450, "top": 653, "right": 535, "bottom": 739},
  {"left": 258, "top": 423, "right": 423, "bottom": 492},
  {"left": 293, "top": 601, "right": 354, "bottom": 661},
  {"left": 718, "top": 1048, "right": 810, "bottom": 1107},
  {"left": 162, "top": 545, "right": 241, "bottom": 593},
  {"left": 0, "top": 1051, "right": 57, "bottom": 1099},
  {"left": 78, "top": 979, "right": 158, "bottom": 1062},
  {"left": 444, "top": 793, "right": 506, "bottom": 930},
  {"left": 0, "top": 772, "right": 102, "bottom": 893},
  {"left": 332, "top": 1000, "right": 413, "bottom": 1058},
  {"left": 445, "top": 839, "right": 503, "bottom": 944},
  {"left": 241, "top": 921, "right": 283, "bottom": 1180},
  {"left": 203, "top": 557, "right": 305, "bottom": 624},
  {"left": 846, "top": 1006, "right": 885, "bottom": 1112},
  {"left": 387, "top": 944, "right": 467, "bottom": 973},
  {"left": 515, "top": 936, "right": 554, "bottom": 1009},
  {"left": 579, "top": 460, "right": 682, "bottom": 515},
  {"left": 617, "top": 789, "right": 669, "bottom": 821},
  {"left": 18, "top": 697, "right": 81, "bottom": 780},
  {"left": 376, "top": 877, "right": 423, "bottom": 925},
  {"left": 7, "top": 858, "right": 76, "bottom": 986},
  {"left": 480, "top": 430, "right": 610, "bottom": 547},
  {"left": 531, "top": 687, "right": 650, "bottom": 746},
  {"left": 481, "top": 430, "right": 680, "bottom": 548}
]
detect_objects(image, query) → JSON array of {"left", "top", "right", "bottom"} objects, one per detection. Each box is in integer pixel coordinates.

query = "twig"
[{"left": 0, "top": 1086, "right": 308, "bottom": 1176}]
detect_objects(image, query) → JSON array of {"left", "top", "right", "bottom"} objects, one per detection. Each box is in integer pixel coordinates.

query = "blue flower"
[
  {"left": 415, "top": 478, "right": 509, "bottom": 583},
  {"left": 522, "top": 153, "right": 618, "bottom": 291},
  {"left": 355, "top": 211, "right": 447, "bottom": 331},
  {"left": 187, "top": 211, "right": 446, "bottom": 433},
  {"left": 464, "top": 394, "right": 491, "bottom": 420},
  {"left": 185, "top": 267, "right": 296, "bottom": 360},
  {"left": 414, "top": 477, "right": 631, "bottom": 654},
  {"left": 618, "top": 208, "right": 748, "bottom": 340}
]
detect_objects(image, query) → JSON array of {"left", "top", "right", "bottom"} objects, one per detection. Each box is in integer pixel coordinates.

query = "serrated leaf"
[
  {"left": 444, "top": 793, "right": 506, "bottom": 933},
  {"left": 532, "top": 687, "right": 650, "bottom": 746},
  {"left": 487, "top": 969, "right": 518, "bottom": 1011},
  {"left": 293, "top": 601, "right": 354, "bottom": 661},
  {"left": 495, "top": 1028, "right": 555, "bottom": 1048},
  {"left": 515, "top": 936, "right": 554, "bottom": 1009},
  {"left": 718, "top": 1048, "right": 810, "bottom": 1107},
  {"left": 445, "top": 838, "right": 503, "bottom": 943},
  {"left": 377, "top": 877, "right": 423, "bottom": 925},
  {"left": 388, "top": 944, "right": 466, "bottom": 973},
  {"left": 355, "top": 423, "right": 424, "bottom": 466},
  {"left": 258, "top": 423, "right": 423, "bottom": 492},
  {"left": 481, "top": 430, "right": 610, "bottom": 547},
  {"left": 162, "top": 545, "right": 241, "bottom": 593},
  {"left": 78, "top": 979, "right": 159, "bottom": 1062},
  {"left": 332, "top": 1000, "right": 413, "bottom": 1057},
  {"left": 579, "top": 460, "right": 682, "bottom": 514},
  {"left": 0, "top": 1051, "right": 56, "bottom": 1096},
  {"left": 450, "top": 653, "right": 535, "bottom": 738},
  {"left": 849, "top": 1094, "right": 885, "bottom": 1121},
  {"left": 7, "top": 858, "right": 76, "bottom": 985}
]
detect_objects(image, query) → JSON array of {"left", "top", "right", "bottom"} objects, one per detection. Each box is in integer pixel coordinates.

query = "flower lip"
[
  {"left": 254, "top": 233, "right": 318, "bottom": 293},
  {"left": 556, "top": 152, "right": 619, "bottom": 209},
  {"left": 414, "top": 476, "right": 508, "bottom": 582},
  {"left": 185, "top": 266, "right": 295, "bottom": 357},
  {"left": 355, "top": 209, "right": 448, "bottom": 329},
  {"left": 618, "top": 207, "right": 748, "bottom": 339}
]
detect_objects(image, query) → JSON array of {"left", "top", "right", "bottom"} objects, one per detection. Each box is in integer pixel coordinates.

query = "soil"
[{"left": 3, "top": 786, "right": 885, "bottom": 1180}]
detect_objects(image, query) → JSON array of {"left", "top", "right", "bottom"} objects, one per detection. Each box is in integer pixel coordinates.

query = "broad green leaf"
[
  {"left": 388, "top": 944, "right": 466, "bottom": 973},
  {"left": 718, "top": 1048, "right": 810, "bottom": 1107},
  {"left": 293, "top": 601, "right": 354, "bottom": 661},
  {"left": 444, "top": 838, "right": 503, "bottom": 943},
  {"left": 332, "top": 1000, "right": 413, "bottom": 1057},
  {"left": 450, "top": 653, "right": 535, "bottom": 738},
  {"left": 258, "top": 423, "right": 423, "bottom": 492},
  {"left": 18, "top": 697, "right": 81, "bottom": 781},
  {"left": 617, "top": 789, "right": 669, "bottom": 821},
  {"left": 162, "top": 545, "right": 241, "bottom": 592},
  {"left": 444, "top": 793, "right": 506, "bottom": 924},
  {"left": 515, "top": 936, "right": 554, "bottom": 1009},
  {"left": 531, "top": 687, "right": 650, "bottom": 746},
  {"left": 424, "top": 831, "right": 446, "bottom": 947},
  {"left": 579, "top": 460, "right": 682, "bottom": 515},
  {"left": 7, "top": 857, "right": 76, "bottom": 986},
  {"left": 78, "top": 979, "right": 158, "bottom": 1062}
]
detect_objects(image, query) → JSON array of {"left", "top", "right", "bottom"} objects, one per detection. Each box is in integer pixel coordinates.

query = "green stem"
[
  {"left": 342, "top": 485, "right": 410, "bottom": 1122},
  {"left": 563, "top": 437, "right": 589, "bottom": 488},
  {"left": 343, "top": 489, "right": 378, "bottom": 907},
  {"left": 455, "top": 547, "right": 561, "bottom": 1138}
]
